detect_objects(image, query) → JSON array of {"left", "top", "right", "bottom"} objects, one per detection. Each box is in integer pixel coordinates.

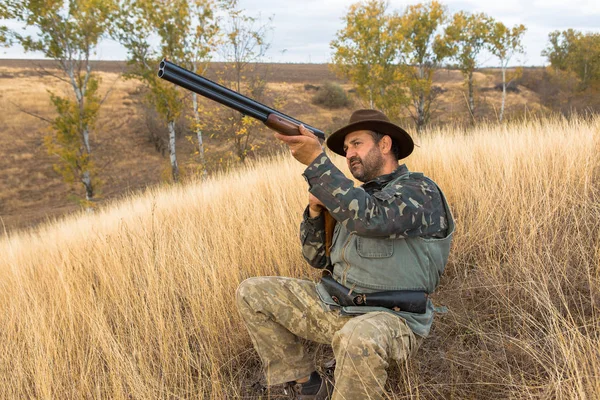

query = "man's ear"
[{"left": 379, "top": 135, "right": 393, "bottom": 155}]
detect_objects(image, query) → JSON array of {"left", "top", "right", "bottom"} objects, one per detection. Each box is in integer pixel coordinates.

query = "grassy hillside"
[
  {"left": 0, "top": 60, "right": 548, "bottom": 234},
  {"left": 0, "top": 116, "right": 598, "bottom": 398}
]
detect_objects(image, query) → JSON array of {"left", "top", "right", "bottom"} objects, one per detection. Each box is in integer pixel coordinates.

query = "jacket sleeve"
[
  {"left": 302, "top": 153, "right": 447, "bottom": 238},
  {"left": 299, "top": 206, "right": 329, "bottom": 269}
]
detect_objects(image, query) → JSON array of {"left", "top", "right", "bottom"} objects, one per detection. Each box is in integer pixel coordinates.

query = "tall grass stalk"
[{"left": 1, "top": 116, "right": 598, "bottom": 399}]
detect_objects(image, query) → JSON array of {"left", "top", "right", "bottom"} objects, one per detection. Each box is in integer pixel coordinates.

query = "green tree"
[
  {"left": 576, "top": 33, "right": 600, "bottom": 88},
  {"left": 113, "top": 0, "right": 218, "bottom": 182},
  {"left": 542, "top": 29, "right": 579, "bottom": 72},
  {"left": 212, "top": 0, "right": 272, "bottom": 163},
  {"left": 0, "top": 23, "right": 8, "bottom": 46},
  {"left": 444, "top": 11, "right": 493, "bottom": 118},
  {"left": 1, "top": 0, "right": 116, "bottom": 206},
  {"left": 396, "top": 0, "right": 452, "bottom": 131},
  {"left": 0, "top": 4, "right": 12, "bottom": 44},
  {"left": 330, "top": 0, "right": 405, "bottom": 115},
  {"left": 542, "top": 30, "right": 600, "bottom": 89},
  {"left": 189, "top": 3, "right": 219, "bottom": 180},
  {"left": 488, "top": 21, "right": 526, "bottom": 122}
]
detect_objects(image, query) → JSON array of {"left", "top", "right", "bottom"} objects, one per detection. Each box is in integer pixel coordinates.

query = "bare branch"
[
  {"left": 9, "top": 100, "right": 53, "bottom": 124},
  {"left": 32, "top": 62, "right": 70, "bottom": 84}
]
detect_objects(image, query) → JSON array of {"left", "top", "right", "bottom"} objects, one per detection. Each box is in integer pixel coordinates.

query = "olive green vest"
[{"left": 316, "top": 172, "right": 455, "bottom": 337}]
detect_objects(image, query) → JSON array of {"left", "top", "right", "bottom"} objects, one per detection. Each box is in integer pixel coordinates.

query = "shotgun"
[
  {"left": 157, "top": 59, "right": 325, "bottom": 139},
  {"left": 157, "top": 59, "right": 335, "bottom": 254}
]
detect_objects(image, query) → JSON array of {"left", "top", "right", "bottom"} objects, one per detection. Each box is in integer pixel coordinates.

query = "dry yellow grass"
[{"left": 0, "top": 116, "right": 599, "bottom": 399}]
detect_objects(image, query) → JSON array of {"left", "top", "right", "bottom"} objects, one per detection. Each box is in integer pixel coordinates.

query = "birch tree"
[
  {"left": 444, "top": 11, "right": 493, "bottom": 118},
  {"left": 213, "top": 0, "right": 272, "bottom": 163},
  {"left": 396, "top": 0, "right": 451, "bottom": 131},
  {"left": 488, "top": 22, "right": 526, "bottom": 122},
  {"left": 113, "top": 0, "right": 218, "bottom": 182},
  {"left": 189, "top": 3, "right": 218, "bottom": 179},
  {"left": 330, "top": 0, "right": 406, "bottom": 115},
  {"left": 1, "top": 0, "right": 116, "bottom": 207}
]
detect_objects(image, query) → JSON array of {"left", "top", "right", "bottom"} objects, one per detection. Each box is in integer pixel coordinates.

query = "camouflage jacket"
[
  {"left": 300, "top": 153, "right": 449, "bottom": 270},
  {"left": 299, "top": 153, "right": 454, "bottom": 337}
]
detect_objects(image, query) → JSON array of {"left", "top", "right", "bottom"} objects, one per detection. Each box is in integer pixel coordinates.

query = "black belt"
[{"left": 320, "top": 275, "right": 428, "bottom": 314}]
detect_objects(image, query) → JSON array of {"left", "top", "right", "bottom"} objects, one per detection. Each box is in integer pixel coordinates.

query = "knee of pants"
[
  {"left": 236, "top": 276, "right": 282, "bottom": 312},
  {"left": 333, "top": 317, "right": 388, "bottom": 357},
  {"left": 235, "top": 277, "right": 263, "bottom": 309}
]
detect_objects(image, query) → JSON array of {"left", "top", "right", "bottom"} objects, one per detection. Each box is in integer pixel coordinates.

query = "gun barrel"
[
  {"left": 158, "top": 60, "right": 268, "bottom": 121},
  {"left": 158, "top": 59, "right": 325, "bottom": 140}
]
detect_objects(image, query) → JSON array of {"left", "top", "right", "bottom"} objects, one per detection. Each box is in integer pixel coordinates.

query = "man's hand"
[
  {"left": 308, "top": 193, "right": 325, "bottom": 218},
  {"left": 274, "top": 124, "right": 323, "bottom": 166}
]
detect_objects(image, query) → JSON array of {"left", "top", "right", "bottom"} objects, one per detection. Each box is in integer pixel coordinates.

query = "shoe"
[{"left": 284, "top": 372, "right": 334, "bottom": 400}]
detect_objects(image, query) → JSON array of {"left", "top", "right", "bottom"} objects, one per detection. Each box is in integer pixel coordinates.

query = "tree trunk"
[
  {"left": 82, "top": 170, "right": 94, "bottom": 201},
  {"left": 415, "top": 65, "right": 427, "bottom": 132},
  {"left": 82, "top": 131, "right": 91, "bottom": 154},
  {"left": 416, "top": 92, "right": 426, "bottom": 132},
  {"left": 168, "top": 120, "right": 179, "bottom": 183},
  {"left": 192, "top": 93, "right": 208, "bottom": 180},
  {"left": 237, "top": 136, "right": 247, "bottom": 162},
  {"left": 468, "top": 70, "right": 475, "bottom": 117},
  {"left": 499, "top": 66, "right": 506, "bottom": 122},
  {"left": 81, "top": 123, "right": 94, "bottom": 208}
]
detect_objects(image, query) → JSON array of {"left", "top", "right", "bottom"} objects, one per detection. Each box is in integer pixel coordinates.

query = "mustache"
[{"left": 349, "top": 156, "right": 362, "bottom": 165}]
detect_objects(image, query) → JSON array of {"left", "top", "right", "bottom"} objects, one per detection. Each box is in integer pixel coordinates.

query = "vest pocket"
[{"left": 356, "top": 236, "right": 394, "bottom": 258}]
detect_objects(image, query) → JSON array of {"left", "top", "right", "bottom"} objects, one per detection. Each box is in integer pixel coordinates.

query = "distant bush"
[
  {"left": 311, "top": 81, "right": 351, "bottom": 109},
  {"left": 494, "top": 81, "right": 520, "bottom": 93},
  {"left": 431, "top": 85, "right": 447, "bottom": 96}
]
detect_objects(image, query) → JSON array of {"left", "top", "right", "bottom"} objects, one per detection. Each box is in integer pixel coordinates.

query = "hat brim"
[{"left": 326, "top": 120, "right": 414, "bottom": 159}]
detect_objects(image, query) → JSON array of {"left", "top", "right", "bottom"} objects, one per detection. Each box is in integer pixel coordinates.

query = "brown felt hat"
[{"left": 326, "top": 109, "right": 414, "bottom": 159}]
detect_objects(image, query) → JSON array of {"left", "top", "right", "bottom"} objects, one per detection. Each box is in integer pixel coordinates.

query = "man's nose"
[{"left": 345, "top": 148, "right": 356, "bottom": 160}]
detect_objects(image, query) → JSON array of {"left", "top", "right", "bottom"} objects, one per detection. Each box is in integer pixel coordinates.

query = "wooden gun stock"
[{"left": 265, "top": 114, "right": 303, "bottom": 136}]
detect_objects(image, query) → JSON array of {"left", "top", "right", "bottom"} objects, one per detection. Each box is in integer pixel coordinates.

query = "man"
[{"left": 236, "top": 109, "right": 455, "bottom": 399}]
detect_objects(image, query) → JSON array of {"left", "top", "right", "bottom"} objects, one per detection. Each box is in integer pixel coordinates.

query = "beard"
[{"left": 348, "top": 145, "right": 385, "bottom": 183}]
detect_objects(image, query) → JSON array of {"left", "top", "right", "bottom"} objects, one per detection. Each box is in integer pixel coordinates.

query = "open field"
[
  {"left": 0, "top": 60, "right": 548, "bottom": 234},
  {"left": 0, "top": 59, "right": 343, "bottom": 83},
  {"left": 0, "top": 116, "right": 598, "bottom": 398}
]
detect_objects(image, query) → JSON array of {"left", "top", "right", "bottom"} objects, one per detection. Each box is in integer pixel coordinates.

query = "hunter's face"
[{"left": 343, "top": 130, "right": 385, "bottom": 183}]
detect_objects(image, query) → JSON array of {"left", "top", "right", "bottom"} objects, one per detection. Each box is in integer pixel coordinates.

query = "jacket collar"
[{"left": 361, "top": 164, "right": 408, "bottom": 193}]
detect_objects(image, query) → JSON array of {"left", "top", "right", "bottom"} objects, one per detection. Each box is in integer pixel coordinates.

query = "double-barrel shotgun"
[
  {"left": 157, "top": 59, "right": 325, "bottom": 140},
  {"left": 157, "top": 59, "right": 335, "bottom": 254}
]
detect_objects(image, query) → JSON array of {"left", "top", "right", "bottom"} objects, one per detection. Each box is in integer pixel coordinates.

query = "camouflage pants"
[{"left": 236, "top": 276, "right": 420, "bottom": 400}]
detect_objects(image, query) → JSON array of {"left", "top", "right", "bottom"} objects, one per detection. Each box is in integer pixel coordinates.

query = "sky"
[{"left": 1, "top": 0, "right": 599, "bottom": 66}]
